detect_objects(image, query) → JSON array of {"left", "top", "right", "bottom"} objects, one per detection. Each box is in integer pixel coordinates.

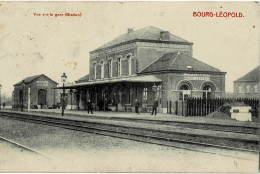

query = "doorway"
[{"left": 38, "top": 89, "right": 47, "bottom": 105}]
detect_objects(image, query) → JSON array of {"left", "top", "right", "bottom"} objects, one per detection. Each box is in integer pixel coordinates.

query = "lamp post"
[
  {"left": 0, "top": 84, "right": 2, "bottom": 110},
  {"left": 61, "top": 72, "right": 67, "bottom": 116},
  {"left": 21, "top": 80, "right": 26, "bottom": 112}
]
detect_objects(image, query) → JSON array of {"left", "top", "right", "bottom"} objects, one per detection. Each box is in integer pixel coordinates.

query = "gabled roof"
[
  {"left": 234, "top": 66, "right": 259, "bottom": 82},
  {"left": 14, "top": 74, "right": 58, "bottom": 86},
  {"left": 75, "top": 74, "right": 89, "bottom": 83},
  {"left": 140, "top": 52, "right": 223, "bottom": 74},
  {"left": 92, "top": 26, "right": 192, "bottom": 52}
]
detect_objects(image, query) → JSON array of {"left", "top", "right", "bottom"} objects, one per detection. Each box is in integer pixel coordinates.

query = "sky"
[{"left": 0, "top": 1, "right": 259, "bottom": 97}]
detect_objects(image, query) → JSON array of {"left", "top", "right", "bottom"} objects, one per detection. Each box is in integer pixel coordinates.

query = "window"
[
  {"left": 254, "top": 84, "right": 258, "bottom": 93},
  {"left": 117, "top": 58, "right": 121, "bottom": 76},
  {"left": 179, "top": 84, "right": 191, "bottom": 101},
  {"left": 143, "top": 88, "right": 148, "bottom": 103},
  {"left": 108, "top": 59, "right": 112, "bottom": 78},
  {"left": 101, "top": 61, "right": 104, "bottom": 79},
  {"left": 246, "top": 84, "right": 250, "bottom": 93},
  {"left": 93, "top": 63, "right": 97, "bottom": 79},
  {"left": 156, "top": 85, "right": 162, "bottom": 103},
  {"left": 238, "top": 85, "right": 242, "bottom": 93},
  {"left": 202, "top": 85, "right": 214, "bottom": 99},
  {"left": 127, "top": 55, "right": 131, "bottom": 75}
]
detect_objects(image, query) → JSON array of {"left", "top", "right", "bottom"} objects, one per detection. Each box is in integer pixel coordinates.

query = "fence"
[{"left": 170, "top": 98, "right": 259, "bottom": 117}]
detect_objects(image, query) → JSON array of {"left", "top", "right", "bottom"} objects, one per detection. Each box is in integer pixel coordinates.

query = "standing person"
[
  {"left": 134, "top": 99, "right": 140, "bottom": 115},
  {"left": 87, "top": 99, "right": 93, "bottom": 114},
  {"left": 3, "top": 102, "right": 5, "bottom": 109},
  {"left": 151, "top": 99, "right": 158, "bottom": 115}
]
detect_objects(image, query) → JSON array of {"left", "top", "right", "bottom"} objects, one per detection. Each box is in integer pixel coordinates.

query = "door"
[{"left": 38, "top": 89, "right": 47, "bottom": 105}]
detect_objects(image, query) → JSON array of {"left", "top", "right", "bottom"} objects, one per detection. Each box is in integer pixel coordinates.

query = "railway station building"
[
  {"left": 13, "top": 74, "right": 58, "bottom": 109},
  {"left": 233, "top": 66, "right": 259, "bottom": 98},
  {"left": 63, "top": 26, "right": 226, "bottom": 113}
]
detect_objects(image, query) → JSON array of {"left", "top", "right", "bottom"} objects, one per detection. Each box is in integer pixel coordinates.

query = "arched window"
[
  {"left": 254, "top": 84, "right": 258, "bottom": 93},
  {"left": 238, "top": 85, "right": 242, "bottom": 93},
  {"left": 202, "top": 85, "right": 214, "bottom": 99},
  {"left": 117, "top": 58, "right": 121, "bottom": 76},
  {"left": 108, "top": 59, "right": 112, "bottom": 78},
  {"left": 93, "top": 63, "right": 96, "bottom": 80},
  {"left": 127, "top": 55, "right": 131, "bottom": 75},
  {"left": 101, "top": 61, "right": 104, "bottom": 79},
  {"left": 179, "top": 83, "right": 191, "bottom": 101},
  {"left": 143, "top": 88, "right": 148, "bottom": 103},
  {"left": 180, "top": 84, "right": 190, "bottom": 90},
  {"left": 246, "top": 84, "right": 250, "bottom": 93}
]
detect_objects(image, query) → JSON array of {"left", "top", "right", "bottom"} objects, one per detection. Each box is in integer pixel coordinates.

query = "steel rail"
[
  {"left": 0, "top": 113, "right": 258, "bottom": 157},
  {"left": 0, "top": 136, "right": 54, "bottom": 160},
  {"left": 3, "top": 110, "right": 259, "bottom": 134},
  {"left": 2, "top": 112, "right": 258, "bottom": 143}
]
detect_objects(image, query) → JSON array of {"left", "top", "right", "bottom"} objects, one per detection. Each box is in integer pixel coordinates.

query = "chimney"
[
  {"left": 160, "top": 31, "right": 170, "bottom": 40},
  {"left": 127, "top": 28, "right": 134, "bottom": 34}
]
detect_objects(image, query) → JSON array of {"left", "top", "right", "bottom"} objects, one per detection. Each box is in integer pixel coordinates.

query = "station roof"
[
  {"left": 140, "top": 52, "right": 225, "bottom": 74},
  {"left": 55, "top": 75, "right": 162, "bottom": 89},
  {"left": 234, "top": 66, "right": 259, "bottom": 82},
  {"left": 75, "top": 74, "right": 89, "bottom": 83},
  {"left": 14, "top": 74, "right": 58, "bottom": 86},
  {"left": 91, "top": 26, "right": 192, "bottom": 52}
]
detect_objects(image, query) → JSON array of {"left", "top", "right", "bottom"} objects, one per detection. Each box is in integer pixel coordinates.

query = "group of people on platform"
[{"left": 86, "top": 99, "right": 159, "bottom": 116}]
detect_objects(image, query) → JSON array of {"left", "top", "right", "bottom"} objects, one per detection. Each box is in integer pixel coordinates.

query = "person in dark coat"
[
  {"left": 87, "top": 99, "right": 93, "bottom": 114},
  {"left": 134, "top": 99, "right": 140, "bottom": 115},
  {"left": 151, "top": 99, "right": 158, "bottom": 115}
]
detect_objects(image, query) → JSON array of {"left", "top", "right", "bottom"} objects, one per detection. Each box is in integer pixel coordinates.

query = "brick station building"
[
  {"left": 13, "top": 74, "right": 58, "bottom": 109},
  {"left": 64, "top": 26, "right": 226, "bottom": 113},
  {"left": 233, "top": 66, "right": 259, "bottom": 98}
]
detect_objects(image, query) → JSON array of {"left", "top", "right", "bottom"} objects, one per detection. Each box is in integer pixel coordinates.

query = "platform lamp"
[
  {"left": 0, "top": 84, "right": 2, "bottom": 110},
  {"left": 21, "top": 80, "right": 26, "bottom": 112},
  {"left": 61, "top": 72, "right": 67, "bottom": 116}
]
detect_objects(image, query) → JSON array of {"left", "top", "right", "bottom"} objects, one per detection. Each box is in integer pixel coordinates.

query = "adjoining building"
[
  {"left": 233, "top": 66, "right": 259, "bottom": 98},
  {"left": 13, "top": 74, "right": 58, "bottom": 109},
  {"left": 62, "top": 26, "right": 226, "bottom": 113}
]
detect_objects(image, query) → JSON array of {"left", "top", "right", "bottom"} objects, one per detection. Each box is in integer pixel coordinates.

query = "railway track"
[
  {"left": 0, "top": 135, "right": 53, "bottom": 160},
  {"left": 77, "top": 114, "right": 259, "bottom": 135},
  {"left": 0, "top": 112, "right": 258, "bottom": 156}
]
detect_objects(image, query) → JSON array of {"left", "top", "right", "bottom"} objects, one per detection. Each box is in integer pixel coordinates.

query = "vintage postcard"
[{"left": 0, "top": 1, "right": 259, "bottom": 173}]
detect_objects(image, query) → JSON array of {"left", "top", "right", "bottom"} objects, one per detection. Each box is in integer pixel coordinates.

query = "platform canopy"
[{"left": 55, "top": 75, "right": 162, "bottom": 89}]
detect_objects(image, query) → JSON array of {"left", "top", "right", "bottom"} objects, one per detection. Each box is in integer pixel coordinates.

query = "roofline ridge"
[
  {"left": 234, "top": 65, "right": 259, "bottom": 82},
  {"left": 169, "top": 52, "right": 180, "bottom": 68},
  {"left": 91, "top": 26, "right": 191, "bottom": 52},
  {"left": 182, "top": 53, "right": 220, "bottom": 71},
  {"left": 14, "top": 74, "right": 58, "bottom": 86},
  {"left": 169, "top": 33, "right": 189, "bottom": 43},
  {"left": 138, "top": 26, "right": 153, "bottom": 39},
  {"left": 14, "top": 74, "right": 42, "bottom": 85},
  {"left": 139, "top": 52, "right": 171, "bottom": 73}
]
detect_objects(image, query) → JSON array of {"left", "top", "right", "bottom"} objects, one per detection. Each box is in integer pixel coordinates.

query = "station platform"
[
  {"left": 0, "top": 108, "right": 259, "bottom": 143},
  {"left": 2, "top": 108, "right": 259, "bottom": 128}
]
